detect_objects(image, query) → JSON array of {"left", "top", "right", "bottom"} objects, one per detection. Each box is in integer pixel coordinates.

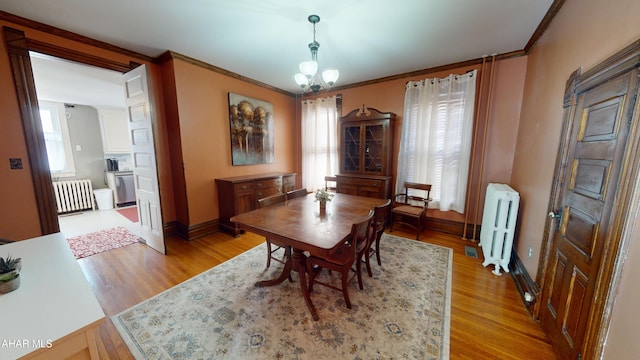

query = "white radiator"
[
  {"left": 52, "top": 179, "right": 95, "bottom": 214},
  {"left": 479, "top": 183, "right": 519, "bottom": 276}
]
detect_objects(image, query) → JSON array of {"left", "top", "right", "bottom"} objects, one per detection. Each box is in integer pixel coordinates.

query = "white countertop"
[{"left": 0, "top": 233, "right": 105, "bottom": 358}]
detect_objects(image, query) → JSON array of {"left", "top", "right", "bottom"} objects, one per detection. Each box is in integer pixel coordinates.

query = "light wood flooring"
[{"left": 78, "top": 228, "right": 557, "bottom": 359}]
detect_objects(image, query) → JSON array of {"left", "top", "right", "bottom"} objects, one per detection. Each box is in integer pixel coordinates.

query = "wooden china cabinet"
[{"left": 336, "top": 107, "right": 396, "bottom": 199}]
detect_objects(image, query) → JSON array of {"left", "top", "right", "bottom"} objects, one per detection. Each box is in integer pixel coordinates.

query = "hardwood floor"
[{"left": 78, "top": 228, "right": 556, "bottom": 359}]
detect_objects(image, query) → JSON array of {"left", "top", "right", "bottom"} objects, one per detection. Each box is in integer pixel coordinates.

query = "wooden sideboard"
[
  {"left": 216, "top": 172, "right": 296, "bottom": 236},
  {"left": 335, "top": 174, "right": 392, "bottom": 199}
]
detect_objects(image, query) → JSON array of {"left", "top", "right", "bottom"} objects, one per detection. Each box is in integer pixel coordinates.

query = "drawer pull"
[
  {"left": 241, "top": 185, "right": 247, "bottom": 190},
  {"left": 256, "top": 192, "right": 263, "bottom": 197},
  {"left": 256, "top": 183, "right": 263, "bottom": 187}
]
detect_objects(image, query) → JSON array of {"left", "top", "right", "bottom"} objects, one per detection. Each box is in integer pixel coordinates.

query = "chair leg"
[
  {"left": 375, "top": 233, "right": 382, "bottom": 266},
  {"left": 266, "top": 241, "right": 272, "bottom": 268},
  {"left": 364, "top": 250, "right": 373, "bottom": 278},
  {"left": 416, "top": 216, "right": 422, "bottom": 240},
  {"left": 342, "top": 269, "right": 352, "bottom": 309},
  {"left": 356, "top": 256, "right": 365, "bottom": 289},
  {"left": 285, "top": 246, "right": 293, "bottom": 282}
]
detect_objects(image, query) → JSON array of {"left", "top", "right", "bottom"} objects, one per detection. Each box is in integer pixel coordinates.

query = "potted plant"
[
  {"left": 314, "top": 188, "right": 334, "bottom": 210},
  {"left": 0, "top": 254, "right": 22, "bottom": 294}
]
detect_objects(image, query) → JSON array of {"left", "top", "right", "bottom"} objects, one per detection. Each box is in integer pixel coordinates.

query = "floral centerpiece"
[{"left": 315, "top": 188, "right": 334, "bottom": 210}]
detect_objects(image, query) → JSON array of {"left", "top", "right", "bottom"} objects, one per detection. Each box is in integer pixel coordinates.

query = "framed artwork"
[{"left": 228, "top": 93, "right": 274, "bottom": 165}]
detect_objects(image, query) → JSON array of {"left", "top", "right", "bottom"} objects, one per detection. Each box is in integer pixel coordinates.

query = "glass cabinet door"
[
  {"left": 364, "top": 124, "right": 384, "bottom": 174},
  {"left": 342, "top": 125, "right": 361, "bottom": 172},
  {"left": 338, "top": 107, "right": 395, "bottom": 177}
]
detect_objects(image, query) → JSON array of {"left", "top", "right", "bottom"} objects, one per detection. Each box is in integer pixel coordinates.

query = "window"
[
  {"left": 301, "top": 96, "right": 339, "bottom": 191},
  {"left": 39, "top": 101, "right": 76, "bottom": 177},
  {"left": 397, "top": 71, "right": 477, "bottom": 213}
]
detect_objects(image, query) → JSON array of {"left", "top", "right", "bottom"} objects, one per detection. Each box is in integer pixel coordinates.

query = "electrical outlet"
[
  {"left": 9, "top": 158, "right": 23, "bottom": 169},
  {"left": 528, "top": 246, "right": 534, "bottom": 259}
]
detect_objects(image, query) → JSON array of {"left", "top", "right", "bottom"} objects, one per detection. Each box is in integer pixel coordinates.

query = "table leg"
[
  {"left": 255, "top": 246, "right": 292, "bottom": 287},
  {"left": 253, "top": 247, "right": 319, "bottom": 320},
  {"left": 292, "top": 248, "right": 319, "bottom": 321}
]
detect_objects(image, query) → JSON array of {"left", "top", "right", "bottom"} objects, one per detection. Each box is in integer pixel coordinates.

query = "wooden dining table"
[{"left": 230, "top": 192, "right": 387, "bottom": 320}]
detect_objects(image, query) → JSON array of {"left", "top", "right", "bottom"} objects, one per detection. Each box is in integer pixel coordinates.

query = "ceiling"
[
  {"left": 1, "top": 0, "right": 554, "bottom": 105},
  {"left": 30, "top": 53, "right": 127, "bottom": 109}
]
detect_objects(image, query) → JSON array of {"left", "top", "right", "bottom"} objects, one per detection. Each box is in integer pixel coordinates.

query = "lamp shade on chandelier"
[{"left": 294, "top": 15, "right": 339, "bottom": 94}]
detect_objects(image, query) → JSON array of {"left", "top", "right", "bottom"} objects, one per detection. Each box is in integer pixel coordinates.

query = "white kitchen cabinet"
[{"left": 99, "top": 108, "right": 131, "bottom": 153}]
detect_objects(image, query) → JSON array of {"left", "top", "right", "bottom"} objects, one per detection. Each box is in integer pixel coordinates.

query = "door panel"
[
  {"left": 573, "top": 159, "right": 609, "bottom": 199},
  {"left": 564, "top": 207, "right": 597, "bottom": 257},
  {"left": 123, "top": 65, "right": 165, "bottom": 254},
  {"left": 564, "top": 267, "right": 588, "bottom": 343},
  {"left": 541, "top": 69, "right": 638, "bottom": 359},
  {"left": 547, "top": 250, "right": 567, "bottom": 318}
]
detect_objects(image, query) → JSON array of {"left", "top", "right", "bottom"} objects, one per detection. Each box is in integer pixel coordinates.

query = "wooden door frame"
[
  {"left": 535, "top": 39, "right": 640, "bottom": 359},
  {"left": 3, "top": 26, "right": 137, "bottom": 235}
]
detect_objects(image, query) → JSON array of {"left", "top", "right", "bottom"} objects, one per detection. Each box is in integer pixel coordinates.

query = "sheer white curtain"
[
  {"left": 396, "top": 70, "right": 477, "bottom": 213},
  {"left": 301, "top": 96, "right": 339, "bottom": 191}
]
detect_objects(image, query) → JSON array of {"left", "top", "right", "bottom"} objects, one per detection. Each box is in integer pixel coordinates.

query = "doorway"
[
  {"left": 29, "top": 52, "right": 141, "bottom": 238},
  {"left": 4, "top": 27, "right": 165, "bottom": 254}
]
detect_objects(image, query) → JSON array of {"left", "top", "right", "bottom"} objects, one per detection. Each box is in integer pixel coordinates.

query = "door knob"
[{"left": 548, "top": 210, "right": 562, "bottom": 231}]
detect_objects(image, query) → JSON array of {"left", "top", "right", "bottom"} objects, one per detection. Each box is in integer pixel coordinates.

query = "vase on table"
[
  {"left": 319, "top": 199, "right": 326, "bottom": 211},
  {"left": 0, "top": 270, "right": 20, "bottom": 294}
]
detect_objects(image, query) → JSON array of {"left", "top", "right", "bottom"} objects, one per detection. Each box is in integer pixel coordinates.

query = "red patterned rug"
[
  {"left": 116, "top": 206, "right": 139, "bottom": 223},
  {"left": 66, "top": 226, "right": 141, "bottom": 259}
]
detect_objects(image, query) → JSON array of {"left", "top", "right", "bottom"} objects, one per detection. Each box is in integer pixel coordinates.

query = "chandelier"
[{"left": 294, "top": 15, "right": 339, "bottom": 94}]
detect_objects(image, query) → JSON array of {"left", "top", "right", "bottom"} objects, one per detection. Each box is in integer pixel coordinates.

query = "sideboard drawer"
[
  {"left": 255, "top": 178, "right": 282, "bottom": 189},
  {"left": 283, "top": 175, "right": 295, "bottom": 186},
  {"left": 283, "top": 174, "right": 296, "bottom": 192},
  {"left": 255, "top": 186, "right": 281, "bottom": 199},
  {"left": 234, "top": 182, "right": 254, "bottom": 192}
]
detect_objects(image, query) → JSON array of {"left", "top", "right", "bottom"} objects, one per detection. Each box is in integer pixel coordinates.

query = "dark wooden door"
[{"left": 540, "top": 68, "right": 638, "bottom": 359}]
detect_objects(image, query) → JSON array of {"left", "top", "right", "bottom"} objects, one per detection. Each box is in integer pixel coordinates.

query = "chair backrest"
[
  {"left": 286, "top": 188, "right": 308, "bottom": 200},
  {"left": 397, "top": 182, "right": 432, "bottom": 207},
  {"left": 404, "top": 182, "right": 431, "bottom": 195},
  {"left": 257, "top": 193, "right": 286, "bottom": 209},
  {"left": 325, "top": 176, "right": 337, "bottom": 191},
  {"left": 350, "top": 210, "right": 375, "bottom": 257},
  {"left": 373, "top": 199, "right": 392, "bottom": 233}
]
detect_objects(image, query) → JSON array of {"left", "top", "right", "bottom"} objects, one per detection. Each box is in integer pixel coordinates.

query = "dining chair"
[
  {"left": 286, "top": 188, "right": 308, "bottom": 200},
  {"left": 306, "top": 210, "right": 374, "bottom": 309},
  {"left": 324, "top": 176, "right": 337, "bottom": 192},
  {"left": 365, "top": 199, "right": 392, "bottom": 273},
  {"left": 389, "top": 182, "right": 432, "bottom": 240},
  {"left": 256, "top": 193, "right": 289, "bottom": 268}
]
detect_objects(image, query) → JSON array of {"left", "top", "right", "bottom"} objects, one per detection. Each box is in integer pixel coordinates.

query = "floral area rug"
[
  {"left": 112, "top": 233, "right": 452, "bottom": 359},
  {"left": 66, "top": 226, "right": 141, "bottom": 259}
]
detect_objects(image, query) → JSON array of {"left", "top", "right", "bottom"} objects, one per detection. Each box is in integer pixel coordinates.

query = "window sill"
[{"left": 51, "top": 171, "right": 77, "bottom": 180}]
